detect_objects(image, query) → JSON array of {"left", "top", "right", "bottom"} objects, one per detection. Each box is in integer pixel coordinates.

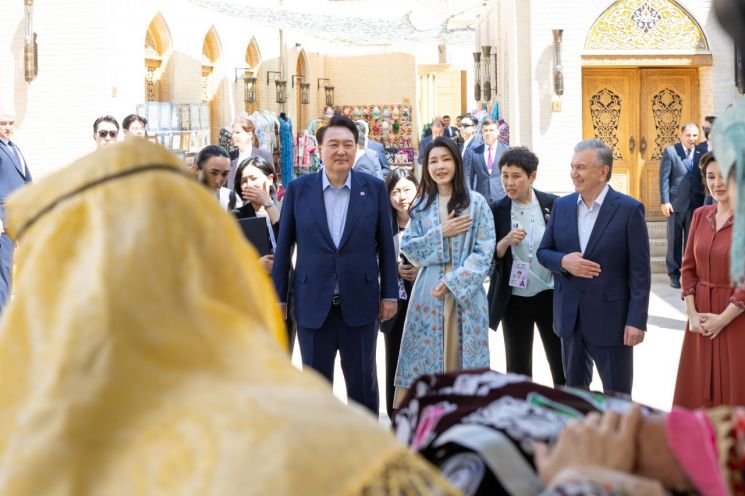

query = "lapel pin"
[{"left": 360, "top": 191, "right": 365, "bottom": 196}]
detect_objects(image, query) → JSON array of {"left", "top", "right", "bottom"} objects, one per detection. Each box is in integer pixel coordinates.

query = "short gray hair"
[{"left": 574, "top": 139, "right": 613, "bottom": 180}]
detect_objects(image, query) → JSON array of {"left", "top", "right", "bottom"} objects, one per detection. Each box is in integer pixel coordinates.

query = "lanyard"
[{"left": 510, "top": 191, "right": 537, "bottom": 263}]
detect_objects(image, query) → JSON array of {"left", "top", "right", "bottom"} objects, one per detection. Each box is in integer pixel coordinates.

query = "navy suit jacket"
[
  {"left": 659, "top": 142, "right": 704, "bottom": 214},
  {"left": 463, "top": 143, "right": 508, "bottom": 206},
  {"left": 417, "top": 136, "right": 433, "bottom": 165},
  {"left": 536, "top": 187, "right": 651, "bottom": 346},
  {"left": 0, "top": 141, "right": 32, "bottom": 222},
  {"left": 271, "top": 170, "right": 398, "bottom": 329}
]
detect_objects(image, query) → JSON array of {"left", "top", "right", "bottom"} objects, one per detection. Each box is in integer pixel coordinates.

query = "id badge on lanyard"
[{"left": 508, "top": 196, "right": 536, "bottom": 289}]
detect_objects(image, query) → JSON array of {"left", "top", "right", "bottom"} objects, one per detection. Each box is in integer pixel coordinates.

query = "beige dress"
[{"left": 393, "top": 195, "right": 461, "bottom": 408}]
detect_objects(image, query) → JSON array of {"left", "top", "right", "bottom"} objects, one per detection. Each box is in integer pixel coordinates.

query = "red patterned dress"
[{"left": 673, "top": 205, "right": 745, "bottom": 409}]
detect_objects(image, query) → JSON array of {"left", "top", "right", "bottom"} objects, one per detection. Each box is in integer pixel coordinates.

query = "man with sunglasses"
[
  {"left": 458, "top": 116, "right": 478, "bottom": 157},
  {"left": 93, "top": 115, "right": 120, "bottom": 150},
  {"left": 0, "top": 106, "right": 32, "bottom": 310}
]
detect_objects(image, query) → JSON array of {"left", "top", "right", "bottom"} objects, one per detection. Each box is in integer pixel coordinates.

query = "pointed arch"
[
  {"left": 243, "top": 37, "right": 262, "bottom": 114},
  {"left": 295, "top": 50, "right": 310, "bottom": 131},
  {"left": 202, "top": 25, "right": 222, "bottom": 65},
  {"left": 201, "top": 26, "right": 224, "bottom": 144},
  {"left": 144, "top": 13, "right": 173, "bottom": 102},
  {"left": 245, "top": 37, "right": 262, "bottom": 70},
  {"left": 585, "top": 0, "right": 708, "bottom": 51}
]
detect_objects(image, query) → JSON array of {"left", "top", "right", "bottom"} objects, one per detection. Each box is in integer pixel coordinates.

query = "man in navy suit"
[
  {"left": 463, "top": 119, "right": 508, "bottom": 206},
  {"left": 0, "top": 107, "right": 32, "bottom": 310},
  {"left": 537, "top": 140, "right": 650, "bottom": 395},
  {"left": 417, "top": 119, "right": 444, "bottom": 165},
  {"left": 659, "top": 122, "right": 704, "bottom": 288},
  {"left": 442, "top": 115, "right": 459, "bottom": 139},
  {"left": 272, "top": 114, "right": 398, "bottom": 414}
]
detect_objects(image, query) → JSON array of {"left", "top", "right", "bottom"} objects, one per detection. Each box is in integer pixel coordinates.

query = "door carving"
[{"left": 582, "top": 67, "right": 698, "bottom": 220}]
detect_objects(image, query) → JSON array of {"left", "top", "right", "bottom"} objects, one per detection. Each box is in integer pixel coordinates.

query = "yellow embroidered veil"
[{"left": 0, "top": 140, "right": 456, "bottom": 495}]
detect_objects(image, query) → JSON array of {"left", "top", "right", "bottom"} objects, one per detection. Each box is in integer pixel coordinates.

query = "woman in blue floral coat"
[{"left": 393, "top": 137, "right": 496, "bottom": 407}]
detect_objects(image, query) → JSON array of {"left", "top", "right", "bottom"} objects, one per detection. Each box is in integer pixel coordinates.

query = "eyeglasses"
[
  {"left": 97, "top": 130, "right": 118, "bottom": 139},
  {"left": 459, "top": 124, "right": 474, "bottom": 128}
]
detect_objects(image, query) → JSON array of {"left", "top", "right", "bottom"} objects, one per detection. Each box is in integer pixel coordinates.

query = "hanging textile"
[{"left": 279, "top": 116, "right": 295, "bottom": 187}]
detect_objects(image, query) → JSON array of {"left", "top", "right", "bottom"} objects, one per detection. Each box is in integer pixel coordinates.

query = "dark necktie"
[{"left": 685, "top": 148, "right": 695, "bottom": 171}]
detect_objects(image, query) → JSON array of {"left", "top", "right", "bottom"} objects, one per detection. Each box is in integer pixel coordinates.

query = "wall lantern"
[
  {"left": 736, "top": 43, "right": 745, "bottom": 94},
  {"left": 318, "top": 78, "right": 334, "bottom": 107},
  {"left": 267, "top": 70, "right": 287, "bottom": 104},
  {"left": 235, "top": 68, "right": 257, "bottom": 105},
  {"left": 24, "top": 0, "right": 38, "bottom": 83},
  {"left": 552, "top": 29, "right": 564, "bottom": 96},
  {"left": 472, "top": 51, "right": 482, "bottom": 102},
  {"left": 292, "top": 75, "right": 310, "bottom": 104},
  {"left": 481, "top": 46, "right": 492, "bottom": 101}
]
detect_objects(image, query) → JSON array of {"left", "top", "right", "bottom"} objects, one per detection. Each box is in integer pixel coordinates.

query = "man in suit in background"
[
  {"left": 272, "top": 114, "right": 398, "bottom": 414},
  {"left": 353, "top": 121, "right": 384, "bottom": 179},
  {"left": 537, "top": 140, "right": 650, "bottom": 396},
  {"left": 417, "top": 118, "right": 444, "bottom": 165},
  {"left": 0, "top": 106, "right": 32, "bottom": 310},
  {"left": 442, "top": 115, "right": 459, "bottom": 139},
  {"left": 355, "top": 120, "right": 389, "bottom": 178},
  {"left": 92, "top": 115, "right": 120, "bottom": 150},
  {"left": 463, "top": 119, "right": 508, "bottom": 206},
  {"left": 458, "top": 116, "right": 478, "bottom": 158},
  {"left": 659, "top": 122, "right": 704, "bottom": 288}
]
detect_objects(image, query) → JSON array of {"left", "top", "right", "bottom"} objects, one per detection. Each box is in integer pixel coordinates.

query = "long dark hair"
[
  {"left": 233, "top": 156, "right": 277, "bottom": 198},
  {"left": 412, "top": 137, "right": 470, "bottom": 214},
  {"left": 385, "top": 168, "right": 418, "bottom": 230}
]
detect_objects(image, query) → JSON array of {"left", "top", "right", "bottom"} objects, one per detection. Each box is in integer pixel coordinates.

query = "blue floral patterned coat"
[{"left": 394, "top": 191, "right": 496, "bottom": 389}]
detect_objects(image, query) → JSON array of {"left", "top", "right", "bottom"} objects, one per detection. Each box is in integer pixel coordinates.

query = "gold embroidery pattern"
[
  {"left": 651, "top": 88, "right": 682, "bottom": 160},
  {"left": 586, "top": 0, "right": 707, "bottom": 50},
  {"left": 589, "top": 89, "right": 623, "bottom": 160}
]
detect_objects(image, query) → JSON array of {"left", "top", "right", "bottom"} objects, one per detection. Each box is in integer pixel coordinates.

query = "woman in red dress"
[{"left": 673, "top": 152, "right": 745, "bottom": 408}]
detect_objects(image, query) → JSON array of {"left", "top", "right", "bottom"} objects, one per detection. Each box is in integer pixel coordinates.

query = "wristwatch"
[{"left": 263, "top": 199, "right": 274, "bottom": 208}]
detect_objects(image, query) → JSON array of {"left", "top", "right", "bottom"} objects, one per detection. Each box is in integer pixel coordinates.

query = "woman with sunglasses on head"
[
  {"left": 393, "top": 137, "right": 496, "bottom": 408},
  {"left": 381, "top": 168, "right": 419, "bottom": 417},
  {"left": 192, "top": 145, "right": 238, "bottom": 212}
]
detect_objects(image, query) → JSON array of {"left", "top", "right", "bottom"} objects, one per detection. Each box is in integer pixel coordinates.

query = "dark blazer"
[
  {"left": 227, "top": 147, "right": 275, "bottom": 189},
  {"left": 0, "top": 141, "right": 32, "bottom": 222},
  {"left": 271, "top": 170, "right": 398, "bottom": 329},
  {"left": 417, "top": 136, "right": 433, "bottom": 165},
  {"left": 659, "top": 142, "right": 704, "bottom": 214},
  {"left": 366, "top": 139, "right": 390, "bottom": 176},
  {"left": 487, "top": 189, "right": 557, "bottom": 329},
  {"left": 536, "top": 187, "right": 651, "bottom": 347},
  {"left": 463, "top": 143, "right": 508, "bottom": 206}
]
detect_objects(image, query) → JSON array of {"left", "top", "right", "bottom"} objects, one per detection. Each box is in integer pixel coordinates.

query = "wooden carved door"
[
  {"left": 639, "top": 68, "right": 699, "bottom": 221},
  {"left": 582, "top": 69, "right": 639, "bottom": 198},
  {"left": 583, "top": 67, "right": 699, "bottom": 220}
]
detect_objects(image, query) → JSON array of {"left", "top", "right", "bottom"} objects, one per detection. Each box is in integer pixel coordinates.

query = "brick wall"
[
  {"left": 475, "top": 0, "right": 742, "bottom": 195},
  {"left": 0, "top": 0, "right": 416, "bottom": 177}
]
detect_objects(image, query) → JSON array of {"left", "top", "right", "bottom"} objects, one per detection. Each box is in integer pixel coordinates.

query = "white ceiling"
[{"left": 186, "top": 0, "right": 484, "bottom": 45}]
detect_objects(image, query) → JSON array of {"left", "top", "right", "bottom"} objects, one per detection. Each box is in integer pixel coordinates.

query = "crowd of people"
[{"left": 1, "top": 91, "right": 744, "bottom": 493}]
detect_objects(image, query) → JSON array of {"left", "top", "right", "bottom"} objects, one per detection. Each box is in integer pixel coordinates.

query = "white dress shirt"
[
  {"left": 576, "top": 184, "right": 610, "bottom": 252},
  {"left": 237, "top": 145, "right": 253, "bottom": 166}
]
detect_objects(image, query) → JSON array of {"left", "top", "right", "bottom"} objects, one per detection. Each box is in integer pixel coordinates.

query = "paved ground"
[{"left": 291, "top": 273, "right": 686, "bottom": 416}]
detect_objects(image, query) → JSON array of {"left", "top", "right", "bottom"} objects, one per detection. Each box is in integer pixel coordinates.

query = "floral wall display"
[{"left": 336, "top": 104, "right": 415, "bottom": 165}]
